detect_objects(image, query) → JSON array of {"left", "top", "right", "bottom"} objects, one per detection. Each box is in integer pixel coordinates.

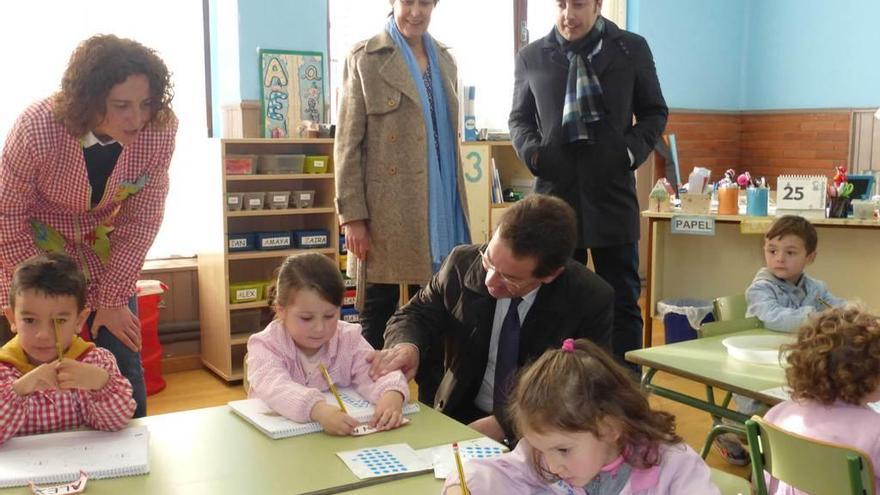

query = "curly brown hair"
[
  {"left": 507, "top": 339, "right": 681, "bottom": 482},
  {"left": 784, "top": 306, "right": 880, "bottom": 405},
  {"left": 53, "top": 34, "right": 174, "bottom": 136}
]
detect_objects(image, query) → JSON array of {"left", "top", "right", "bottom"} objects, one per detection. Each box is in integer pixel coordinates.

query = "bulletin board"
[{"left": 259, "top": 49, "right": 325, "bottom": 138}]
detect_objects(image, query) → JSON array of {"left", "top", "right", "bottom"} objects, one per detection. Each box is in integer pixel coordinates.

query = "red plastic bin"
[{"left": 137, "top": 280, "right": 168, "bottom": 396}]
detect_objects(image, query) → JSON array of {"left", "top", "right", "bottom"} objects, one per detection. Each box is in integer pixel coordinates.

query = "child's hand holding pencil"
[{"left": 313, "top": 364, "right": 359, "bottom": 435}]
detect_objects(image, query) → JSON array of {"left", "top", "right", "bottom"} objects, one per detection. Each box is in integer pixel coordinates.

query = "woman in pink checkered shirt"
[{"left": 0, "top": 35, "right": 178, "bottom": 418}]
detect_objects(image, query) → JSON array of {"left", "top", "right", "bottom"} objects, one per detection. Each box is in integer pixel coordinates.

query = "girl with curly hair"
[
  {"left": 0, "top": 34, "right": 178, "bottom": 418},
  {"left": 443, "top": 338, "right": 718, "bottom": 494},
  {"left": 762, "top": 306, "right": 880, "bottom": 494}
]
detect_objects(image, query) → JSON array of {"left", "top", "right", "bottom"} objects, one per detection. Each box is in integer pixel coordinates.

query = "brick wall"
[{"left": 661, "top": 111, "right": 851, "bottom": 188}]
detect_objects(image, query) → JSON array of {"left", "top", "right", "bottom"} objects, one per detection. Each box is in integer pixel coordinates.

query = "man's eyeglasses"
[{"left": 479, "top": 245, "right": 527, "bottom": 291}]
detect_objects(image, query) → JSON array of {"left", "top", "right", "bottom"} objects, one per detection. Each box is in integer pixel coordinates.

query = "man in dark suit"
[
  {"left": 367, "top": 194, "right": 614, "bottom": 443},
  {"left": 509, "top": 0, "right": 667, "bottom": 364}
]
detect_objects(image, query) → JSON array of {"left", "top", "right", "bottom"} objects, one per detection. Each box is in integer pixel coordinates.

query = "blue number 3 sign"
[{"left": 464, "top": 151, "right": 482, "bottom": 183}]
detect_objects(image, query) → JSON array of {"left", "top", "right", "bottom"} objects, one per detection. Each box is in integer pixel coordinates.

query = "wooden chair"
[
  {"left": 710, "top": 468, "right": 753, "bottom": 495},
  {"left": 746, "top": 416, "right": 876, "bottom": 495}
]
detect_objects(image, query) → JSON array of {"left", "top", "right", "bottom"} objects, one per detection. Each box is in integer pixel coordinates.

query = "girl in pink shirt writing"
[
  {"left": 444, "top": 338, "right": 718, "bottom": 494},
  {"left": 762, "top": 307, "right": 880, "bottom": 494},
  {"left": 246, "top": 253, "right": 409, "bottom": 435}
]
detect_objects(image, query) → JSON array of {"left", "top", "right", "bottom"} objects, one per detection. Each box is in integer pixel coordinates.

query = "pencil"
[
  {"left": 816, "top": 296, "right": 832, "bottom": 309},
  {"left": 453, "top": 442, "right": 470, "bottom": 495},
  {"left": 53, "top": 318, "right": 63, "bottom": 362},
  {"left": 320, "top": 364, "right": 347, "bottom": 413}
]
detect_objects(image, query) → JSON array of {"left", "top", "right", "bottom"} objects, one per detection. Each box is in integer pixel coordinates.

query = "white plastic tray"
[{"left": 722, "top": 334, "right": 795, "bottom": 365}]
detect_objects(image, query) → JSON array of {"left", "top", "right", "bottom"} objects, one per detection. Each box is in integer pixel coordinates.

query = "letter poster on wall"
[{"left": 259, "top": 49, "right": 325, "bottom": 138}]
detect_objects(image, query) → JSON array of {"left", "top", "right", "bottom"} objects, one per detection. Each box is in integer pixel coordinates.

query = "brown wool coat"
[{"left": 334, "top": 30, "right": 469, "bottom": 285}]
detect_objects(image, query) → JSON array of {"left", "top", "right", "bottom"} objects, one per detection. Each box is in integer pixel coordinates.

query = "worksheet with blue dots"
[{"left": 337, "top": 443, "right": 431, "bottom": 479}]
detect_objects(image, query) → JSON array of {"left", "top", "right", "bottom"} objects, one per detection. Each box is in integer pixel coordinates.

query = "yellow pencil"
[
  {"left": 453, "top": 442, "right": 470, "bottom": 495},
  {"left": 53, "top": 318, "right": 63, "bottom": 362},
  {"left": 320, "top": 364, "right": 347, "bottom": 413}
]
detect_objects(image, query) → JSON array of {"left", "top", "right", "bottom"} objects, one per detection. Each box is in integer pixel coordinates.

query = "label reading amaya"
[{"left": 261, "top": 236, "right": 291, "bottom": 249}]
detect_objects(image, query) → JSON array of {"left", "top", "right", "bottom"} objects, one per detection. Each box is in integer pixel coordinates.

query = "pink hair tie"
[{"left": 561, "top": 338, "right": 575, "bottom": 353}]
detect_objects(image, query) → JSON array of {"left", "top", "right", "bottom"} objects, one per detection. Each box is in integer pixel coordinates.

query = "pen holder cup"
[
  {"left": 717, "top": 188, "right": 740, "bottom": 215},
  {"left": 828, "top": 197, "right": 851, "bottom": 218},
  {"left": 746, "top": 188, "right": 769, "bottom": 216}
]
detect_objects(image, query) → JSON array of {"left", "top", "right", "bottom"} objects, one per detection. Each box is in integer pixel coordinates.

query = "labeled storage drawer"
[
  {"left": 303, "top": 156, "right": 329, "bottom": 174},
  {"left": 229, "top": 281, "right": 264, "bottom": 304},
  {"left": 227, "top": 233, "right": 255, "bottom": 252},
  {"left": 225, "top": 155, "right": 256, "bottom": 175},
  {"left": 226, "top": 192, "right": 244, "bottom": 211},
  {"left": 230, "top": 309, "right": 262, "bottom": 335},
  {"left": 267, "top": 191, "right": 291, "bottom": 209},
  {"left": 256, "top": 231, "right": 293, "bottom": 250},
  {"left": 341, "top": 307, "right": 359, "bottom": 323},
  {"left": 342, "top": 289, "right": 357, "bottom": 307},
  {"left": 293, "top": 229, "right": 330, "bottom": 249},
  {"left": 242, "top": 192, "right": 265, "bottom": 210},
  {"left": 291, "top": 190, "right": 315, "bottom": 208},
  {"left": 258, "top": 154, "right": 305, "bottom": 174}
]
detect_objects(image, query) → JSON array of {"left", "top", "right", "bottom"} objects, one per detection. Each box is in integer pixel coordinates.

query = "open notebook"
[
  {"left": 0, "top": 426, "right": 149, "bottom": 488},
  {"left": 229, "top": 388, "right": 420, "bottom": 439}
]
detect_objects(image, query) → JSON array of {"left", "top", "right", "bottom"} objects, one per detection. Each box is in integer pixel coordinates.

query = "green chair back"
[
  {"left": 699, "top": 317, "right": 763, "bottom": 338},
  {"left": 714, "top": 294, "right": 749, "bottom": 322},
  {"left": 710, "top": 468, "right": 752, "bottom": 495},
  {"left": 746, "top": 416, "right": 876, "bottom": 495}
]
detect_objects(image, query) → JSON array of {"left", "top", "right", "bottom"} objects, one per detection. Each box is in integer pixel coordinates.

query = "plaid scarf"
[{"left": 553, "top": 17, "right": 606, "bottom": 143}]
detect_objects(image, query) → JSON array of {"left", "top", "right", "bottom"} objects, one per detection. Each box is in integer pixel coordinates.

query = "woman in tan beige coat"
[{"left": 335, "top": 0, "right": 470, "bottom": 349}]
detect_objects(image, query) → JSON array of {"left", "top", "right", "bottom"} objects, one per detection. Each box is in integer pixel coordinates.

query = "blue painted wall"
[
  {"left": 743, "top": 0, "right": 880, "bottom": 110},
  {"left": 630, "top": 0, "right": 746, "bottom": 110},
  {"left": 236, "top": 0, "right": 328, "bottom": 102},
  {"left": 629, "top": 0, "right": 880, "bottom": 110}
]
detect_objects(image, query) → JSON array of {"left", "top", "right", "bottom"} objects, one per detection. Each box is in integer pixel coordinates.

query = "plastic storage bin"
[
  {"left": 227, "top": 233, "right": 255, "bottom": 252},
  {"left": 226, "top": 192, "right": 244, "bottom": 211},
  {"left": 225, "top": 156, "right": 256, "bottom": 175},
  {"left": 230, "top": 309, "right": 262, "bottom": 335},
  {"left": 258, "top": 154, "right": 305, "bottom": 174},
  {"left": 656, "top": 299, "right": 715, "bottom": 344},
  {"left": 136, "top": 280, "right": 168, "bottom": 395},
  {"left": 291, "top": 190, "right": 315, "bottom": 208},
  {"left": 255, "top": 231, "right": 293, "bottom": 250},
  {"left": 293, "top": 229, "right": 330, "bottom": 249},
  {"left": 229, "top": 281, "right": 264, "bottom": 304},
  {"left": 267, "top": 191, "right": 291, "bottom": 210},
  {"left": 242, "top": 192, "right": 265, "bottom": 211},
  {"left": 303, "top": 156, "right": 329, "bottom": 174},
  {"left": 341, "top": 307, "right": 359, "bottom": 323}
]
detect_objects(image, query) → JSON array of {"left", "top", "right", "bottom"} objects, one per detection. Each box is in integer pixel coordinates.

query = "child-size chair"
[
  {"left": 694, "top": 295, "right": 764, "bottom": 458},
  {"left": 746, "top": 416, "right": 876, "bottom": 495}
]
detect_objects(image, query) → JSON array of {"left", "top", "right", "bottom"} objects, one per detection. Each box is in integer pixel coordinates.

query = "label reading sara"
[
  {"left": 300, "top": 235, "right": 326, "bottom": 247},
  {"left": 671, "top": 215, "right": 715, "bottom": 236}
]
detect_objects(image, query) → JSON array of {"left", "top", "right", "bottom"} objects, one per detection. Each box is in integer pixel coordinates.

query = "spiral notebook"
[
  {"left": 229, "top": 388, "right": 420, "bottom": 439},
  {"left": 0, "top": 426, "right": 149, "bottom": 488}
]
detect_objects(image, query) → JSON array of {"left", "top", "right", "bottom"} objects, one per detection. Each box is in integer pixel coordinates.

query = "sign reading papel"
[{"left": 671, "top": 215, "right": 715, "bottom": 236}]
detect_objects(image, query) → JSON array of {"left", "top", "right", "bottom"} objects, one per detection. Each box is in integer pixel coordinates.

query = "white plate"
[{"left": 722, "top": 334, "right": 795, "bottom": 365}]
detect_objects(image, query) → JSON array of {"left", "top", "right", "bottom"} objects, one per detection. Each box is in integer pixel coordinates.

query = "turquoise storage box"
[{"left": 293, "top": 229, "right": 330, "bottom": 249}]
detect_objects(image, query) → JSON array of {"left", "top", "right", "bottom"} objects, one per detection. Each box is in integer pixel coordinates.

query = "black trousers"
[
  {"left": 359, "top": 283, "right": 420, "bottom": 350},
  {"left": 573, "top": 242, "right": 643, "bottom": 366}
]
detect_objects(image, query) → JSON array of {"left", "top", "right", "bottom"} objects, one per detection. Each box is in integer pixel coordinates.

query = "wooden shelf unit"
[
  {"left": 198, "top": 139, "right": 338, "bottom": 382},
  {"left": 459, "top": 142, "right": 532, "bottom": 243}
]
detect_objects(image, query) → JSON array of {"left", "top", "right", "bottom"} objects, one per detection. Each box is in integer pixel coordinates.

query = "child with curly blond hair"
[{"left": 761, "top": 306, "right": 880, "bottom": 494}]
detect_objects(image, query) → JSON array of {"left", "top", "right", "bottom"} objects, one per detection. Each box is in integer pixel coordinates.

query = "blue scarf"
[{"left": 386, "top": 17, "right": 470, "bottom": 272}]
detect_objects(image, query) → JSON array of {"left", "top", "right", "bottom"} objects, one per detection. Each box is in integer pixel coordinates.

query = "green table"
[
  {"left": 625, "top": 329, "right": 786, "bottom": 457},
  {"left": 1, "top": 403, "right": 479, "bottom": 495}
]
